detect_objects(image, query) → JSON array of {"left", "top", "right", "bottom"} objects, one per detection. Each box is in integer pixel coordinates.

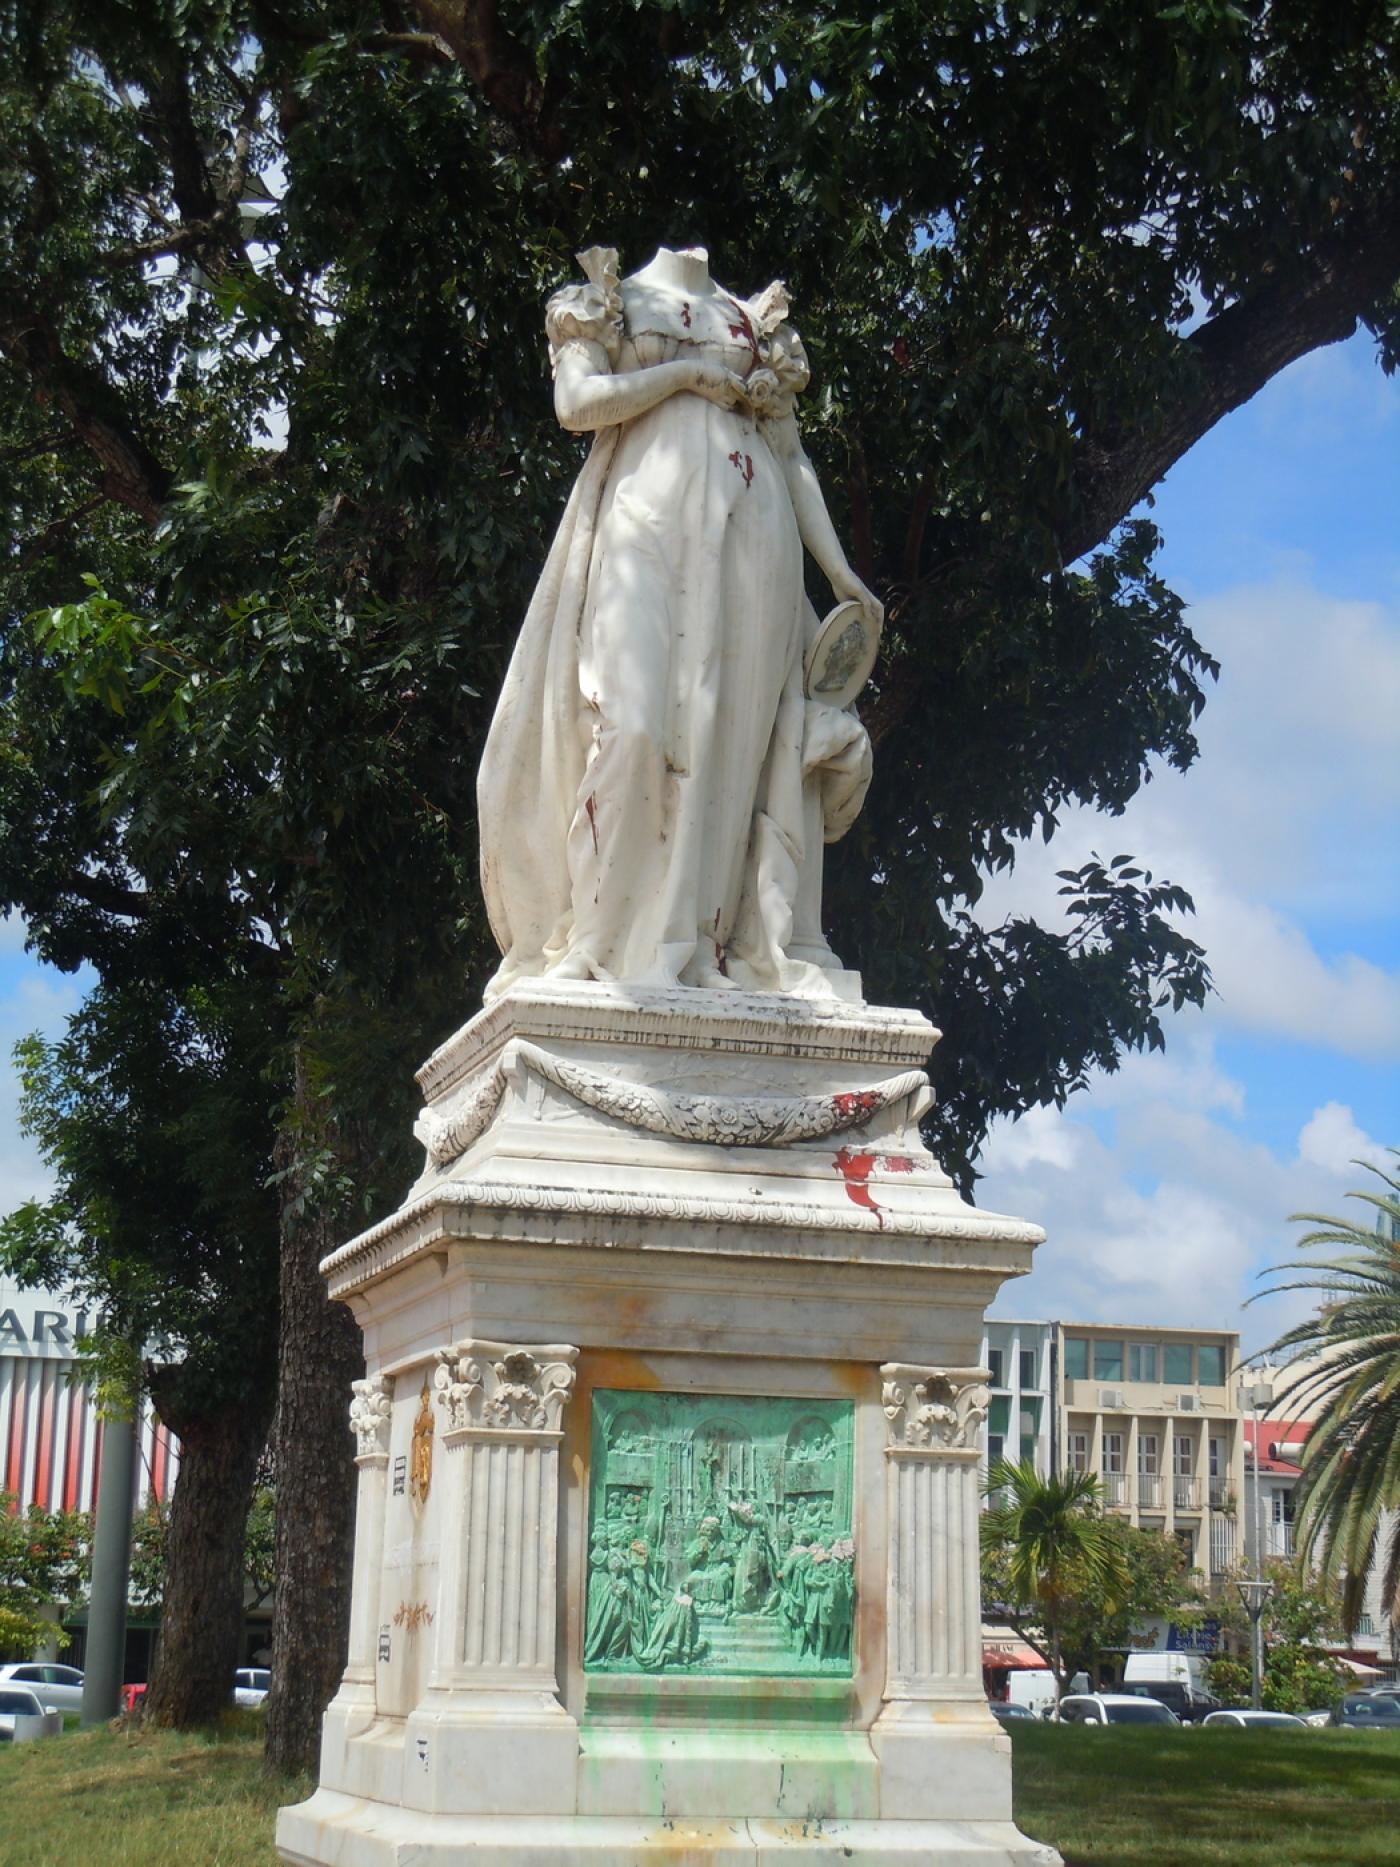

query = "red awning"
[{"left": 982, "top": 1640, "right": 1049, "bottom": 1670}]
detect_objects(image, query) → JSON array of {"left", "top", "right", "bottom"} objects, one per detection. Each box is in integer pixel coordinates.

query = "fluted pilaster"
[{"left": 880, "top": 1364, "right": 989, "bottom": 1700}]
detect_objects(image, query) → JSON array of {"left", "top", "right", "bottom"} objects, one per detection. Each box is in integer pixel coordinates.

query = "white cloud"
[
  {"left": 981, "top": 1065, "right": 1386, "bottom": 1353},
  {"left": 1295, "top": 1101, "right": 1387, "bottom": 1176},
  {"left": 977, "top": 576, "right": 1400, "bottom": 1059},
  {"left": 0, "top": 967, "right": 85, "bottom": 1218}
]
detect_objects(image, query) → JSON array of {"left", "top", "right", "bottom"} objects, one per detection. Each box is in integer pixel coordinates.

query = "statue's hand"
[
  {"left": 688, "top": 362, "right": 748, "bottom": 409},
  {"left": 829, "top": 565, "right": 884, "bottom": 634}
]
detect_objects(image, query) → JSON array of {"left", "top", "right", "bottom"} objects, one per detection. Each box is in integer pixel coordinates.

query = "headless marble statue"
[{"left": 477, "top": 245, "right": 882, "bottom": 1001}]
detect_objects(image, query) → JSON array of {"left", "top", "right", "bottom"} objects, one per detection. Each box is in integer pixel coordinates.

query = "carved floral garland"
[{"left": 415, "top": 1037, "right": 929, "bottom": 1167}]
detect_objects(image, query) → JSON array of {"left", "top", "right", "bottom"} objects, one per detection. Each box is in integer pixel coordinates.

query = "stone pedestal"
[{"left": 276, "top": 980, "right": 1061, "bottom": 1865}]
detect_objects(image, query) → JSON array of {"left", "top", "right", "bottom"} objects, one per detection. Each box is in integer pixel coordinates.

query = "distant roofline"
[{"left": 988, "top": 1317, "right": 1240, "bottom": 1341}]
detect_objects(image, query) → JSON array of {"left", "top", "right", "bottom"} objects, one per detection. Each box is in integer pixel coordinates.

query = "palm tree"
[
  {"left": 1254, "top": 1152, "right": 1400, "bottom": 1634},
  {"left": 982, "top": 1459, "right": 1130, "bottom": 1686}
]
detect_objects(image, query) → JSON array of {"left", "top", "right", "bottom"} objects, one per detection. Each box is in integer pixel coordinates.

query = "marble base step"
[{"left": 277, "top": 1794, "right": 1062, "bottom": 1865}]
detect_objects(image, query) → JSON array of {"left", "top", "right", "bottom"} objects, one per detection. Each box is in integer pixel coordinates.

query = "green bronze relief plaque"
[{"left": 584, "top": 1389, "right": 855, "bottom": 1676}]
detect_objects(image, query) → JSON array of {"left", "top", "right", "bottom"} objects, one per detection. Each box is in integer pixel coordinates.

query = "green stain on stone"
[{"left": 583, "top": 1389, "right": 855, "bottom": 1678}]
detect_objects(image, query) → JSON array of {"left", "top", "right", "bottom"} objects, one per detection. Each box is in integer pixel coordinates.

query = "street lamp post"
[
  {"left": 1241, "top": 1378, "right": 1275, "bottom": 1711},
  {"left": 1236, "top": 1577, "right": 1273, "bottom": 1710}
]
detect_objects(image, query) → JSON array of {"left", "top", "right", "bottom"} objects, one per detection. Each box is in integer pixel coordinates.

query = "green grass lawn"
[
  {"left": 0, "top": 1717, "right": 1395, "bottom": 1865},
  {"left": 1011, "top": 1722, "right": 1400, "bottom": 1866},
  {"left": 0, "top": 1715, "right": 306, "bottom": 1867}
]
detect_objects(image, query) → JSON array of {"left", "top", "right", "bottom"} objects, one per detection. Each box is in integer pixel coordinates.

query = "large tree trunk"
[
  {"left": 262, "top": 1053, "right": 365, "bottom": 1777},
  {"left": 143, "top": 1385, "right": 272, "bottom": 1728}
]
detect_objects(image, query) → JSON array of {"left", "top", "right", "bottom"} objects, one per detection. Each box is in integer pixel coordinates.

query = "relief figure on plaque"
[{"left": 585, "top": 1390, "right": 855, "bottom": 1676}]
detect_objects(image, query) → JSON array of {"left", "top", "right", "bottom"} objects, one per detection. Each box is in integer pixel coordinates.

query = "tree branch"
[
  {"left": 868, "top": 200, "right": 1400, "bottom": 754},
  {"left": 0, "top": 302, "right": 172, "bottom": 523},
  {"left": 406, "top": 0, "right": 566, "bottom": 158},
  {"left": 62, "top": 872, "right": 285, "bottom": 980},
  {"left": 1064, "top": 202, "right": 1400, "bottom": 568}
]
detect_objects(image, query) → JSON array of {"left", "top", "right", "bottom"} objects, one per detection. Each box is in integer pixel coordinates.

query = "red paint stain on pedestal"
[
  {"left": 833, "top": 1147, "right": 883, "bottom": 1228},
  {"left": 831, "top": 1089, "right": 883, "bottom": 1123}
]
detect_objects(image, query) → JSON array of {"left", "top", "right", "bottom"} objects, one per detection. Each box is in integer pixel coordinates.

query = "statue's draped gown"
[{"left": 478, "top": 251, "right": 871, "bottom": 1000}]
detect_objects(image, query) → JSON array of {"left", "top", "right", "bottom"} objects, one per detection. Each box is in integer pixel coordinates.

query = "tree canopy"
[{"left": 6, "top": 0, "right": 1397, "bottom": 1185}]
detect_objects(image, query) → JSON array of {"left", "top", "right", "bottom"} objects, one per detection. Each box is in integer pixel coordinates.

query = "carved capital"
[
  {"left": 880, "top": 1364, "right": 988, "bottom": 1453},
  {"left": 434, "top": 1339, "right": 578, "bottom": 1437},
  {"left": 349, "top": 1374, "right": 393, "bottom": 1463}
]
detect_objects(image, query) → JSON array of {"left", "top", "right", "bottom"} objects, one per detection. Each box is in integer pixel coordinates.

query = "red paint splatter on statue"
[
  {"left": 833, "top": 1147, "right": 883, "bottom": 1228},
  {"left": 723, "top": 298, "right": 761, "bottom": 369},
  {"left": 680, "top": 302, "right": 692, "bottom": 328},
  {"left": 881, "top": 1155, "right": 915, "bottom": 1174},
  {"left": 831, "top": 1090, "right": 883, "bottom": 1124},
  {"left": 584, "top": 792, "right": 599, "bottom": 854},
  {"left": 728, "top": 450, "right": 754, "bottom": 489}
]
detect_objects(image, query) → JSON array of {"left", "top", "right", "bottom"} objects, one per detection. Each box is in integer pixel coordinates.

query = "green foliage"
[
  {"left": 1253, "top": 1153, "right": 1400, "bottom": 1633},
  {"left": 5, "top": 0, "right": 1395, "bottom": 1196},
  {"left": 0, "top": 1492, "right": 89, "bottom": 1657},
  {"left": 1207, "top": 1561, "right": 1350, "bottom": 1713},
  {"left": 0, "top": 980, "right": 280, "bottom": 1428},
  {"left": 982, "top": 1458, "right": 1134, "bottom": 1681}
]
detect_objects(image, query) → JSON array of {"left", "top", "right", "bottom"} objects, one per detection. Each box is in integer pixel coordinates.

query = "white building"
[{"left": 980, "top": 1319, "right": 1054, "bottom": 1479}]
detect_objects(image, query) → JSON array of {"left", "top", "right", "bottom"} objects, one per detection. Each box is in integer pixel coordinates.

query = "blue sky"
[
  {"left": 2, "top": 333, "right": 1396, "bottom": 1357},
  {"left": 978, "top": 330, "right": 1399, "bottom": 1349}
]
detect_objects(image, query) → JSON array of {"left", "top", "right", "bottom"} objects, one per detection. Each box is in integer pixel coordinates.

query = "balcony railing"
[
  {"left": 1208, "top": 1479, "right": 1230, "bottom": 1508},
  {"left": 1173, "top": 1478, "right": 1201, "bottom": 1510},
  {"left": 1262, "top": 1523, "right": 1295, "bottom": 1559},
  {"left": 1137, "top": 1473, "right": 1163, "bottom": 1509},
  {"left": 1101, "top": 1471, "right": 1128, "bottom": 1506}
]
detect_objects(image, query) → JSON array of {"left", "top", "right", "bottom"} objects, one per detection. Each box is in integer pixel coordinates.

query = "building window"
[
  {"left": 1019, "top": 1399, "right": 1041, "bottom": 1463},
  {"left": 1209, "top": 1437, "right": 1223, "bottom": 1478},
  {"left": 988, "top": 1433, "right": 1005, "bottom": 1469},
  {"left": 987, "top": 1347, "right": 1004, "bottom": 1387},
  {"left": 1093, "top": 1340, "right": 1124, "bottom": 1383},
  {"left": 1138, "top": 1433, "right": 1159, "bottom": 1475},
  {"left": 1019, "top": 1348, "right": 1036, "bottom": 1390},
  {"left": 1102, "top": 1432, "right": 1124, "bottom": 1474},
  {"left": 1128, "top": 1343, "right": 1158, "bottom": 1383},
  {"left": 1064, "top": 1338, "right": 1089, "bottom": 1381},
  {"left": 1197, "top": 1344, "right": 1226, "bottom": 1387},
  {"left": 1163, "top": 1343, "right": 1193, "bottom": 1385},
  {"left": 1175, "top": 1528, "right": 1196, "bottom": 1568},
  {"left": 1173, "top": 1435, "right": 1194, "bottom": 1477},
  {"left": 1068, "top": 1431, "right": 1089, "bottom": 1474},
  {"left": 1358, "top": 1614, "right": 1375, "bottom": 1637},
  {"left": 1271, "top": 1491, "right": 1296, "bottom": 1525}
]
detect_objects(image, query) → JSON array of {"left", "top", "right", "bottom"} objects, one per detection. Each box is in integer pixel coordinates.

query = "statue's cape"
[{"left": 477, "top": 430, "right": 621, "bottom": 987}]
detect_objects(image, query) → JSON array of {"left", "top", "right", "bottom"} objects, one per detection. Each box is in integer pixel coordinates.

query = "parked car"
[
  {"left": 1055, "top": 1693, "right": 1179, "bottom": 1727},
  {"left": 0, "top": 1685, "right": 62, "bottom": 1742},
  {"left": 0, "top": 1663, "right": 84, "bottom": 1714},
  {"left": 234, "top": 1667, "right": 271, "bottom": 1708},
  {"left": 989, "top": 1701, "right": 1037, "bottom": 1725},
  {"left": 1330, "top": 1694, "right": 1400, "bottom": 1728},
  {"left": 1201, "top": 1709, "right": 1308, "bottom": 1730}
]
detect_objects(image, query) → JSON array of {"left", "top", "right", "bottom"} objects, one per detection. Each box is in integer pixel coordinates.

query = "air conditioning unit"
[
  {"left": 1099, "top": 1388, "right": 1125, "bottom": 1409},
  {"left": 1177, "top": 1394, "right": 1198, "bottom": 1412}
]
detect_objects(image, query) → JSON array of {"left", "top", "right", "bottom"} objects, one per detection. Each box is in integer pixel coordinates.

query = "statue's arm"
[
  {"left": 553, "top": 343, "right": 746, "bottom": 434},
  {"left": 766, "top": 413, "right": 883, "bottom": 628}
]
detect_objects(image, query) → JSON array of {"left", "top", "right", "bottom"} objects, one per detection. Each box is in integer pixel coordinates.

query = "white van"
[
  {"left": 1121, "top": 1651, "right": 1217, "bottom": 1721},
  {"left": 1005, "top": 1668, "right": 1059, "bottom": 1718},
  {"left": 1123, "top": 1651, "right": 1210, "bottom": 1694}
]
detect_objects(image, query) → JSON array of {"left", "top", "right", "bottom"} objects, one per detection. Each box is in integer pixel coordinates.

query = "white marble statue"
[{"left": 478, "top": 244, "right": 883, "bottom": 1001}]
